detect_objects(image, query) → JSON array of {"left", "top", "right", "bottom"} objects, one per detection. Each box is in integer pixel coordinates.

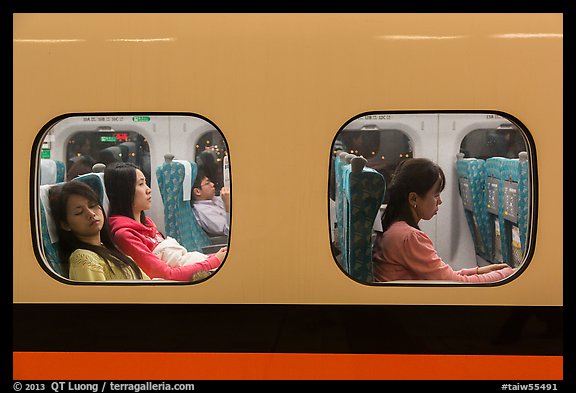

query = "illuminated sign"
[
  {"left": 115, "top": 133, "right": 129, "bottom": 142},
  {"left": 100, "top": 133, "right": 129, "bottom": 143}
]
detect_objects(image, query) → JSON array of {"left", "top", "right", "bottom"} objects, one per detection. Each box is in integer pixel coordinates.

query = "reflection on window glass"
[
  {"left": 36, "top": 114, "right": 230, "bottom": 284},
  {"left": 333, "top": 128, "right": 412, "bottom": 204},
  {"left": 460, "top": 125, "right": 526, "bottom": 160},
  {"left": 329, "top": 113, "right": 532, "bottom": 286},
  {"left": 65, "top": 131, "right": 151, "bottom": 184}
]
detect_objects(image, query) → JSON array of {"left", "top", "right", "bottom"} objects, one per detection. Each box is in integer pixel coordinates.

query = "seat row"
[
  {"left": 38, "top": 157, "right": 224, "bottom": 278},
  {"left": 333, "top": 151, "right": 386, "bottom": 282},
  {"left": 456, "top": 152, "right": 529, "bottom": 267}
]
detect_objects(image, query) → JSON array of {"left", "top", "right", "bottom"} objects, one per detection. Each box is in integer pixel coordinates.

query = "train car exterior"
[{"left": 12, "top": 13, "right": 564, "bottom": 383}]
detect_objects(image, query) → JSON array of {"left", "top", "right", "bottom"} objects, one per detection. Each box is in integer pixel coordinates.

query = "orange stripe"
[{"left": 13, "top": 352, "right": 562, "bottom": 380}]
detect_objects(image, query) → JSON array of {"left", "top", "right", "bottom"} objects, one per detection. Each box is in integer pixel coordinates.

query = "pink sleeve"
[
  {"left": 401, "top": 231, "right": 515, "bottom": 283},
  {"left": 114, "top": 229, "right": 221, "bottom": 281}
]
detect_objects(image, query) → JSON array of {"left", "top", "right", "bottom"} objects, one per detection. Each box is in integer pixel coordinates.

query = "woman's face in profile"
[
  {"left": 132, "top": 169, "right": 152, "bottom": 212},
  {"left": 416, "top": 177, "right": 443, "bottom": 221}
]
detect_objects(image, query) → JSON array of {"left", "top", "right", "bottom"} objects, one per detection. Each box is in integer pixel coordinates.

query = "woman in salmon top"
[{"left": 372, "top": 158, "right": 515, "bottom": 283}]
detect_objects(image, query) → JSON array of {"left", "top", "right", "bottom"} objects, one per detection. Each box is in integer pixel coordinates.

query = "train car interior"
[
  {"left": 36, "top": 114, "right": 230, "bottom": 281},
  {"left": 35, "top": 111, "right": 533, "bottom": 285},
  {"left": 329, "top": 112, "right": 533, "bottom": 283}
]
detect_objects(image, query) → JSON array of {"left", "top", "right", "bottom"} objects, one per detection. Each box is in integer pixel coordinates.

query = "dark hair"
[
  {"left": 196, "top": 149, "right": 223, "bottom": 194},
  {"left": 381, "top": 158, "right": 445, "bottom": 232},
  {"left": 66, "top": 155, "right": 96, "bottom": 181},
  {"left": 104, "top": 162, "right": 147, "bottom": 223},
  {"left": 191, "top": 167, "right": 208, "bottom": 201},
  {"left": 48, "top": 181, "right": 143, "bottom": 279}
]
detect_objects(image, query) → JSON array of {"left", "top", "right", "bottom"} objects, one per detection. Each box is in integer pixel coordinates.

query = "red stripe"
[{"left": 13, "top": 352, "right": 562, "bottom": 380}]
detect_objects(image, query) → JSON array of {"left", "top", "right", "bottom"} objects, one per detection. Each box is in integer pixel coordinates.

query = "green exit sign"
[
  {"left": 100, "top": 135, "right": 117, "bottom": 142},
  {"left": 133, "top": 116, "right": 151, "bottom": 122}
]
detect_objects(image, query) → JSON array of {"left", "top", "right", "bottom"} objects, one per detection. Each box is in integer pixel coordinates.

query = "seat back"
[
  {"left": 74, "top": 172, "right": 109, "bottom": 213},
  {"left": 333, "top": 151, "right": 347, "bottom": 253},
  {"left": 99, "top": 146, "right": 123, "bottom": 165},
  {"left": 485, "top": 156, "right": 506, "bottom": 263},
  {"left": 38, "top": 168, "right": 109, "bottom": 278},
  {"left": 40, "top": 158, "right": 65, "bottom": 185},
  {"left": 118, "top": 142, "right": 137, "bottom": 163},
  {"left": 342, "top": 156, "right": 386, "bottom": 282},
  {"left": 156, "top": 156, "right": 211, "bottom": 252},
  {"left": 517, "top": 152, "right": 530, "bottom": 259},
  {"left": 39, "top": 182, "right": 67, "bottom": 277},
  {"left": 456, "top": 154, "right": 492, "bottom": 262},
  {"left": 489, "top": 153, "right": 529, "bottom": 267},
  {"left": 334, "top": 152, "right": 357, "bottom": 259}
]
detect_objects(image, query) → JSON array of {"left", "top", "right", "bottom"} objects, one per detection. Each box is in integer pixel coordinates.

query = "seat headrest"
[
  {"left": 74, "top": 172, "right": 110, "bottom": 214},
  {"left": 40, "top": 159, "right": 58, "bottom": 185},
  {"left": 39, "top": 183, "right": 60, "bottom": 244},
  {"left": 39, "top": 172, "right": 110, "bottom": 245},
  {"left": 157, "top": 159, "right": 198, "bottom": 202},
  {"left": 173, "top": 160, "right": 193, "bottom": 202}
]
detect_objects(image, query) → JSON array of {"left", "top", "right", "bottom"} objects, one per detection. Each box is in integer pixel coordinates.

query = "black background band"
[{"left": 13, "top": 304, "right": 562, "bottom": 355}]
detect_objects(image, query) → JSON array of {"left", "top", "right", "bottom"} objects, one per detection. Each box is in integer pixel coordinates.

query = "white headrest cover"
[
  {"left": 173, "top": 160, "right": 192, "bottom": 202},
  {"left": 40, "top": 159, "right": 57, "bottom": 185}
]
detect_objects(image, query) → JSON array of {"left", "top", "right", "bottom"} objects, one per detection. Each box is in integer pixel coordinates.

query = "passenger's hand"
[
  {"left": 488, "top": 263, "right": 510, "bottom": 271},
  {"left": 477, "top": 263, "right": 510, "bottom": 274},
  {"left": 220, "top": 187, "right": 231, "bottom": 212},
  {"left": 215, "top": 247, "right": 228, "bottom": 262}
]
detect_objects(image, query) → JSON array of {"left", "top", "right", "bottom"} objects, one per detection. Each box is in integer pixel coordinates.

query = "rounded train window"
[
  {"left": 329, "top": 112, "right": 535, "bottom": 286},
  {"left": 34, "top": 114, "right": 231, "bottom": 284}
]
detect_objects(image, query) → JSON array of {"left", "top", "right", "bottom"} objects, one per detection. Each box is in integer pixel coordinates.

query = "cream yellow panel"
[{"left": 13, "top": 13, "right": 562, "bottom": 305}]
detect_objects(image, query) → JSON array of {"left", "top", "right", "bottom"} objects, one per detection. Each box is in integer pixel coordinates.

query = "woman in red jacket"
[
  {"left": 372, "top": 158, "right": 515, "bottom": 283},
  {"left": 104, "top": 162, "right": 226, "bottom": 281}
]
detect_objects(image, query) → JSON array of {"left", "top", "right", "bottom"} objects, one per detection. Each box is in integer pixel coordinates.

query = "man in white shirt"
[{"left": 191, "top": 173, "right": 230, "bottom": 237}]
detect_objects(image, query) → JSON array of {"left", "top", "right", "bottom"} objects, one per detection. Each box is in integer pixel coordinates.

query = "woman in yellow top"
[{"left": 49, "top": 181, "right": 148, "bottom": 281}]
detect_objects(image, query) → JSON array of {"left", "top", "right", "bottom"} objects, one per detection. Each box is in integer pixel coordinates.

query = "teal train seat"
[
  {"left": 341, "top": 155, "right": 386, "bottom": 282},
  {"left": 40, "top": 158, "right": 65, "bottom": 185},
  {"left": 38, "top": 165, "right": 108, "bottom": 278},
  {"left": 486, "top": 152, "right": 529, "bottom": 267},
  {"left": 485, "top": 156, "right": 506, "bottom": 263},
  {"left": 456, "top": 154, "right": 492, "bottom": 262},
  {"left": 39, "top": 182, "right": 67, "bottom": 277},
  {"left": 334, "top": 151, "right": 355, "bottom": 259},
  {"left": 74, "top": 169, "right": 108, "bottom": 212},
  {"left": 333, "top": 151, "right": 345, "bottom": 252},
  {"left": 517, "top": 152, "right": 530, "bottom": 261},
  {"left": 39, "top": 159, "right": 67, "bottom": 275},
  {"left": 156, "top": 155, "right": 211, "bottom": 253}
]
